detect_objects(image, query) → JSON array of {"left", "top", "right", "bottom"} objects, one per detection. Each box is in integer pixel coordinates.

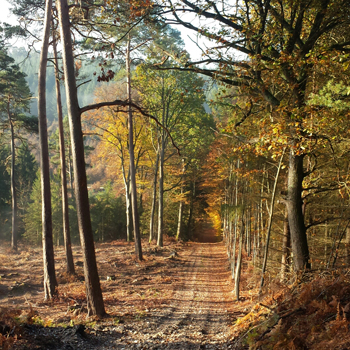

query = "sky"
[{"left": 0, "top": 2, "right": 17, "bottom": 25}]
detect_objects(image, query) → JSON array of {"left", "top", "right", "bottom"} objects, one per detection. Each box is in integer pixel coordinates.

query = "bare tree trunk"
[
  {"left": 346, "top": 227, "right": 350, "bottom": 267},
  {"left": 187, "top": 180, "right": 195, "bottom": 240},
  {"left": 286, "top": 151, "right": 310, "bottom": 271},
  {"left": 260, "top": 150, "right": 284, "bottom": 292},
  {"left": 234, "top": 217, "right": 244, "bottom": 301},
  {"left": 8, "top": 99, "right": 17, "bottom": 252},
  {"left": 176, "top": 159, "right": 185, "bottom": 241},
  {"left": 125, "top": 183, "right": 132, "bottom": 242},
  {"left": 57, "top": 0, "right": 105, "bottom": 316},
  {"left": 231, "top": 160, "right": 239, "bottom": 280},
  {"left": 280, "top": 207, "right": 291, "bottom": 281},
  {"left": 149, "top": 152, "right": 159, "bottom": 242},
  {"left": 157, "top": 144, "right": 165, "bottom": 247},
  {"left": 246, "top": 206, "right": 251, "bottom": 257},
  {"left": 126, "top": 35, "right": 142, "bottom": 260},
  {"left": 38, "top": 0, "right": 57, "bottom": 300},
  {"left": 52, "top": 22, "right": 74, "bottom": 275}
]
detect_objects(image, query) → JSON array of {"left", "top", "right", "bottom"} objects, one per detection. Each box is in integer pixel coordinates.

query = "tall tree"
[
  {"left": 38, "top": 0, "right": 57, "bottom": 299},
  {"left": 56, "top": 0, "right": 106, "bottom": 316},
  {"left": 0, "top": 57, "right": 30, "bottom": 250},
  {"left": 52, "top": 19, "right": 75, "bottom": 274}
]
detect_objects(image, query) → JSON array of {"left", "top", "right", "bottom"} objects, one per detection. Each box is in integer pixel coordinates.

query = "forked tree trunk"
[
  {"left": 52, "top": 22, "right": 75, "bottom": 275},
  {"left": 57, "top": 0, "right": 105, "bottom": 316},
  {"left": 8, "top": 99, "right": 17, "bottom": 251},
  {"left": 38, "top": 0, "right": 57, "bottom": 299},
  {"left": 126, "top": 35, "right": 142, "bottom": 260},
  {"left": 286, "top": 151, "right": 310, "bottom": 271}
]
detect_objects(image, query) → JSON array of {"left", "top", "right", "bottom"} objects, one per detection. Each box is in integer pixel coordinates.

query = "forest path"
[
  {"left": 118, "top": 242, "right": 238, "bottom": 349},
  {"left": 156, "top": 242, "right": 238, "bottom": 349}
]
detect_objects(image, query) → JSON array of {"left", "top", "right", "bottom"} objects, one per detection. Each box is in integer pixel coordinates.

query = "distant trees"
[{"left": 0, "top": 44, "right": 36, "bottom": 251}]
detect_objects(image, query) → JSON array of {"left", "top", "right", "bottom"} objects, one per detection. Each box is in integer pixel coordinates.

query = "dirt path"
[
  {"left": 126, "top": 242, "right": 237, "bottom": 349},
  {"left": 1, "top": 239, "right": 240, "bottom": 349}
]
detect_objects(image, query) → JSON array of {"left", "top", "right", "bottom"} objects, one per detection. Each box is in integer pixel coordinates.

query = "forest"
[{"left": 1, "top": 0, "right": 350, "bottom": 349}]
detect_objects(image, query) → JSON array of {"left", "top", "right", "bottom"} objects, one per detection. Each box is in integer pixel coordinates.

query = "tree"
[
  {"left": 135, "top": 42, "right": 209, "bottom": 246},
  {"left": 0, "top": 44, "right": 35, "bottom": 251},
  {"left": 56, "top": 0, "right": 106, "bottom": 316},
  {"left": 155, "top": 0, "right": 350, "bottom": 270},
  {"left": 52, "top": 19, "right": 75, "bottom": 274},
  {"left": 38, "top": 0, "right": 57, "bottom": 299}
]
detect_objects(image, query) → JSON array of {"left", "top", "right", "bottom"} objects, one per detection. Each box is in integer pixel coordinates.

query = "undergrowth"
[{"left": 234, "top": 269, "right": 350, "bottom": 349}]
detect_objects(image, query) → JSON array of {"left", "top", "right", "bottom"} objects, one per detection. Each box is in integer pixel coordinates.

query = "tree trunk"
[
  {"left": 38, "top": 0, "right": 57, "bottom": 300},
  {"left": 149, "top": 152, "right": 159, "bottom": 242},
  {"left": 8, "top": 99, "right": 17, "bottom": 252},
  {"left": 57, "top": 0, "right": 105, "bottom": 316},
  {"left": 125, "top": 183, "right": 132, "bottom": 242},
  {"left": 231, "top": 160, "right": 239, "bottom": 279},
  {"left": 234, "top": 217, "right": 244, "bottom": 301},
  {"left": 280, "top": 207, "right": 291, "bottom": 281},
  {"left": 246, "top": 207, "right": 251, "bottom": 257},
  {"left": 187, "top": 180, "right": 195, "bottom": 240},
  {"left": 126, "top": 35, "right": 142, "bottom": 260},
  {"left": 346, "top": 227, "right": 350, "bottom": 267},
  {"left": 176, "top": 158, "right": 185, "bottom": 241},
  {"left": 286, "top": 151, "right": 310, "bottom": 271},
  {"left": 52, "top": 22, "right": 74, "bottom": 275},
  {"left": 157, "top": 144, "right": 165, "bottom": 247},
  {"left": 260, "top": 150, "right": 284, "bottom": 291}
]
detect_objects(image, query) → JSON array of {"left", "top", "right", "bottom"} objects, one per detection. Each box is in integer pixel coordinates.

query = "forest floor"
[
  {"left": 0, "top": 224, "right": 251, "bottom": 350},
  {"left": 1, "top": 225, "right": 350, "bottom": 349}
]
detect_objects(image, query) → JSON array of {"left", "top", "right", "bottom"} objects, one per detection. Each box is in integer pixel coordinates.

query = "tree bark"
[
  {"left": 57, "top": 0, "right": 105, "bottom": 316},
  {"left": 149, "top": 152, "right": 159, "bottom": 242},
  {"left": 286, "top": 150, "right": 310, "bottom": 271},
  {"left": 8, "top": 98, "right": 17, "bottom": 252},
  {"left": 346, "top": 227, "right": 350, "bottom": 267},
  {"left": 52, "top": 22, "right": 75, "bottom": 275},
  {"left": 176, "top": 158, "right": 185, "bottom": 241},
  {"left": 260, "top": 150, "right": 284, "bottom": 291},
  {"left": 38, "top": 0, "right": 57, "bottom": 299},
  {"left": 126, "top": 35, "right": 142, "bottom": 260},
  {"left": 157, "top": 143, "right": 165, "bottom": 247},
  {"left": 280, "top": 207, "right": 291, "bottom": 281},
  {"left": 234, "top": 217, "right": 244, "bottom": 301}
]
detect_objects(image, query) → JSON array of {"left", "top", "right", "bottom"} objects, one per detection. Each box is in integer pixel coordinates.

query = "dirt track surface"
[{"left": 0, "top": 239, "right": 241, "bottom": 349}]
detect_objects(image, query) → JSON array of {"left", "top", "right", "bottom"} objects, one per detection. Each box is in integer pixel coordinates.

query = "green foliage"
[
  {"left": 308, "top": 80, "right": 350, "bottom": 110},
  {"left": 23, "top": 171, "right": 79, "bottom": 245},
  {"left": 89, "top": 182, "right": 126, "bottom": 241},
  {"left": 16, "top": 142, "right": 38, "bottom": 236}
]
